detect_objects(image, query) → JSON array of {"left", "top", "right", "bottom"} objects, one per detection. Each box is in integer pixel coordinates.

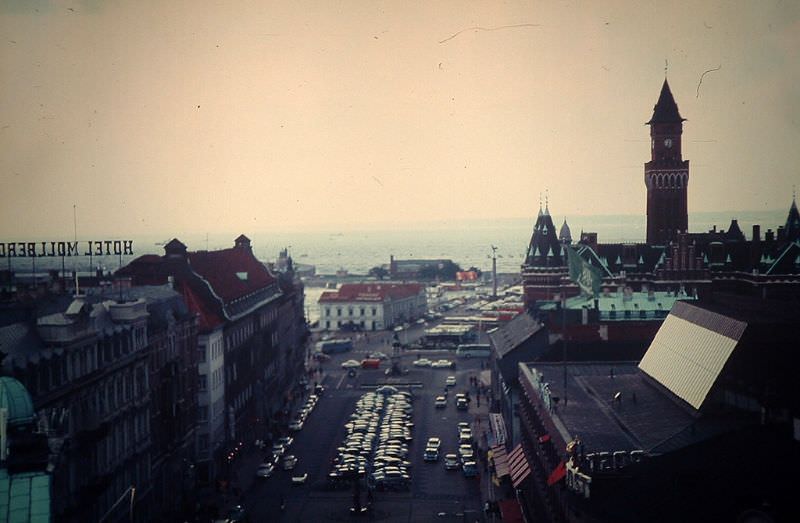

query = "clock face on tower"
[{"left": 664, "top": 138, "right": 673, "bottom": 148}]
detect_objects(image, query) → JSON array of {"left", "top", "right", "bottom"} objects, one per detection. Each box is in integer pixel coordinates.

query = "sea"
[{"left": 3, "top": 210, "right": 787, "bottom": 279}]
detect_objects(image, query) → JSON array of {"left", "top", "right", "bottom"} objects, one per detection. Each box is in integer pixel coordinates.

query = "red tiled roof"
[
  {"left": 188, "top": 246, "right": 276, "bottom": 304},
  {"left": 178, "top": 280, "right": 223, "bottom": 331},
  {"left": 318, "top": 283, "right": 423, "bottom": 303}
]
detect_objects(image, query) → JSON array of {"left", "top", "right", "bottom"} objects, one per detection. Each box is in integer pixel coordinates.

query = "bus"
[
  {"left": 316, "top": 339, "right": 353, "bottom": 354},
  {"left": 455, "top": 344, "right": 491, "bottom": 359}
]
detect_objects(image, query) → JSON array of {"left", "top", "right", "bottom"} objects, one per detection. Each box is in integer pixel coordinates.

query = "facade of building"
[
  {"left": 317, "top": 283, "right": 426, "bottom": 331},
  {"left": 388, "top": 256, "right": 460, "bottom": 280},
  {"left": 1, "top": 295, "right": 153, "bottom": 522},
  {"left": 117, "top": 235, "right": 307, "bottom": 484}
]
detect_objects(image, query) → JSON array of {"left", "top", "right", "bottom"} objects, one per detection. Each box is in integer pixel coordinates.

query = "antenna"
[
  {"left": 73, "top": 205, "right": 80, "bottom": 296},
  {"left": 664, "top": 58, "right": 668, "bottom": 77}
]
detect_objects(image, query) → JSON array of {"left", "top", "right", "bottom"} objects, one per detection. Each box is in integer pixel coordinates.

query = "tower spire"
[
  {"left": 544, "top": 189, "right": 550, "bottom": 215},
  {"left": 538, "top": 193, "right": 543, "bottom": 217}
]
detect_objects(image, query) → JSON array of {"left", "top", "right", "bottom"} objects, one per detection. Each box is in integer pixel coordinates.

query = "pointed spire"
[
  {"left": 647, "top": 78, "right": 685, "bottom": 124},
  {"left": 544, "top": 189, "right": 550, "bottom": 216},
  {"left": 559, "top": 218, "right": 572, "bottom": 243},
  {"left": 538, "top": 192, "right": 543, "bottom": 217},
  {"left": 785, "top": 189, "right": 800, "bottom": 241}
]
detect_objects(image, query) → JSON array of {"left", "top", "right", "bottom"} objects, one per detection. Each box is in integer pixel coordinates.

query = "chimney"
[
  {"left": 765, "top": 229, "right": 774, "bottom": 243},
  {"left": 752, "top": 224, "right": 761, "bottom": 242}
]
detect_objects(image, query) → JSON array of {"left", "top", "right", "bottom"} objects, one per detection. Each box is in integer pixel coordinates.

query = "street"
[{"left": 234, "top": 326, "right": 491, "bottom": 522}]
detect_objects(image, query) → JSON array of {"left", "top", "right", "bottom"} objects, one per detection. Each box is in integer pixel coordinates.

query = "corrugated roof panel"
[{"left": 639, "top": 314, "right": 743, "bottom": 410}]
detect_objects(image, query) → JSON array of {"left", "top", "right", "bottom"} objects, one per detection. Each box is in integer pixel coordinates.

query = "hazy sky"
[{"left": 2, "top": 1, "right": 799, "bottom": 237}]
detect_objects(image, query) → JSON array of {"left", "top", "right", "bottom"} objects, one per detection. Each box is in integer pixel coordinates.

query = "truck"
[
  {"left": 316, "top": 339, "right": 353, "bottom": 354},
  {"left": 360, "top": 358, "right": 381, "bottom": 369}
]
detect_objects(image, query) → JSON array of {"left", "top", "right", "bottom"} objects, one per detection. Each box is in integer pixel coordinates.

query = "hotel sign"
[{"left": 0, "top": 240, "right": 134, "bottom": 258}]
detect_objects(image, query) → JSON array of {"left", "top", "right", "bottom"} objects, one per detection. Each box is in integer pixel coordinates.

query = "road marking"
[{"left": 336, "top": 373, "right": 346, "bottom": 389}]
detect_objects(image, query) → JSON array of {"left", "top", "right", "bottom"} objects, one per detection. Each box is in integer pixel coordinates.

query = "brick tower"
[{"left": 645, "top": 79, "right": 689, "bottom": 245}]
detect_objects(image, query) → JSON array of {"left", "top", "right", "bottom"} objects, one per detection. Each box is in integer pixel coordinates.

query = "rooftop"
[
  {"left": 521, "top": 362, "right": 699, "bottom": 453},
  {"left": 318, "top": 283, "right": 423, "bottom": 303}
]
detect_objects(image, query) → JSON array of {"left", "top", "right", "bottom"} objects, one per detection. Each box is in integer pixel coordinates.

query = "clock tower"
[{"left": 645, "top": 79, "right": 689, "bottom": 245}]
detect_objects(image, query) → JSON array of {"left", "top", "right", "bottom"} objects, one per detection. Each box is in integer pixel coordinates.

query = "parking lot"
[{"left": 238, "top": 338, "right": 490, "bottom": 522}]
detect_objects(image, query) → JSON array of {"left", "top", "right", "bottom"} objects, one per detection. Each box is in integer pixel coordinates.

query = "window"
[
  {"left": 198, "top": 374, "right": 208, "bottom": 391},
  {"left": 198, "top": 406, "right": 208, "bottom": 422},
  {"left": 337, "top": 308, "right": 342, "bottom": 317},
  {"left": 371, "top": 307, "right": 377, "bottom": 316},
  {"left": 360, "top": 307, "right": 365, "bottom": 316},
  {"left": 325, "top": 308, "right": 330, "bottom": 317}
]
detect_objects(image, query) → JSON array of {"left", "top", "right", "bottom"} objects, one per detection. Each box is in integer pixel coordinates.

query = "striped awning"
[
  {"left": 508, "top": 444, "right": 531, "bottom": 487},
  {"left": 491, "top": 444, "right": 510, "bottom": 477}
]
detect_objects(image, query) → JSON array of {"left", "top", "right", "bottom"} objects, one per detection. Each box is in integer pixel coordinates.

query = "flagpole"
[{"left": 562, "top": 292, "right": 567, "bottom": 407}]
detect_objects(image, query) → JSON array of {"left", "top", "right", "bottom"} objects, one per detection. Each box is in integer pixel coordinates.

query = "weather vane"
[{"left": 664, "top": 59, "right": 668, "bottom": 77}]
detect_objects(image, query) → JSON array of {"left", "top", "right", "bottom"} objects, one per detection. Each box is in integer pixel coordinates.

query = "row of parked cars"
[
  {"left": 412, "top": 358, "right": 455, "bottom": 369},
  {"left": 423, "top": 422, "right": 478, "bottom": 477},
  {"left": 289, "top": 387, "right": 323, "bottom": 431},
  {"left": 329, "top": 386, "right": 415, "bottom": 491},
  {"left": 255, "top": 390, "right": 323, "bottom": 480}
]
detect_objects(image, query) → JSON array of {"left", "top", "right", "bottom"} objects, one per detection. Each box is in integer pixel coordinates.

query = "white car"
[
  {"left": 255, "top": 462, "right": 274, "bottom": 478},
  {"left": 369, "top": 351, "right": 389, "bottom": 360},
  {"left": 413, "top": 358, "right": 432, "bottom": 367},
  {"left": 432, "top": 360, "right": 453, "bottom": 369},
  {"left": 289, "top": 419, "right": 304, "bottom": 431},
  {"left": 444, "top": 454, "right": 460, "bottom": 470},
  {"left": 283, "top": 455, "right": 298, "bottom": 470},
  {"left": 426, "top": 437, "right": 441, "bottom": 450},
  {"left": 435, "top": 396, "right": 447, "bottom": 408},
  {"left": 445, "top": 376, "right": 456, "bottom": 387},
  {"left": 341, "top": 359, "right": 361, "bottom": 369}
]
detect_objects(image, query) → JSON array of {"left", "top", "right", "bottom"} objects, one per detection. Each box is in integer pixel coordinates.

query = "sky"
[{"left": 1, "top": 0, "right": 799, "bottom": 238}]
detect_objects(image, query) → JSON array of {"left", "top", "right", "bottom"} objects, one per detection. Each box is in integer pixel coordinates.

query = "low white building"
[{"left": 318, "top": 283, "right": 427, "bottom": 331}]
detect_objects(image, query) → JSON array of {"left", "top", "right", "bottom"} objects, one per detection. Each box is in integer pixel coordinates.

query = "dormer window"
[{"left": 236, "top": 272, "right": 248, "bottom": 281}]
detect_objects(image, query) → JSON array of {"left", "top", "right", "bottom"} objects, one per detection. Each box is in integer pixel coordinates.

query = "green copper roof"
[
  {"left": 0, "top": 377, "right": 35, "bottom": 427},
  {"left": 0, "top": 470, "right": 51, "bottom": 523}
]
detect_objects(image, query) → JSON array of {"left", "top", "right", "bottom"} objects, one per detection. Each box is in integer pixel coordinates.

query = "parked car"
[
  {"left": 462, "top": 461, "right": 478, "bottom": 477},
  {"left": 255, "top": 462, "right": 274, "bottom": 478},
  {"left": 423, "top": 448, "right": 440, "bottom": 462},
  {"left": 278, "top": 453, "right": 296, "bottom": 470},
  {"left": 291, "top": 473, "right": 308, "bottom": 485},
  {"left": 341, "top": 359, "right": 361, "bottom": 369},
  {"left": 413, "top": 358, "right": 432, "bottom": 367},
  {"left": 426, "top": 437, "right": 441, "bottom": 450},
  {"left": 435, "top": 396, "right": 447, "bottom": 408},
  {"left": 444, "top": 454, "right": 460, "bottom": 470},
  {"left": 289, "top": 419, "right": 304, "bottom": 431}
]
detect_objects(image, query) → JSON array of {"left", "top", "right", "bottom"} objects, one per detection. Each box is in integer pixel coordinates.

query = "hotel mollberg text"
[{"left": 0, "top": 240, "right": 134, "bottom": 258}]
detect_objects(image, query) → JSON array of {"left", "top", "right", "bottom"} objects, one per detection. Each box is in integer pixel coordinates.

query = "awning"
[
  {"left": 491, "top": 444, "right": 510, "bottom": 477},
  {"left": 547, "top": 460, "right": 567, "bottom": 486},
  {"left": 497, "top": 498, "right": 524, "bottom": 523},
  {"left": 508, "top": 444, "right": 531, "bottom": 487}
]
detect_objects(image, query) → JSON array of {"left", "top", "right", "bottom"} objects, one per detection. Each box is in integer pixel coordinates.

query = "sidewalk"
[{"left": 468, "top": 385, "right": 494, "bottom": 522}]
